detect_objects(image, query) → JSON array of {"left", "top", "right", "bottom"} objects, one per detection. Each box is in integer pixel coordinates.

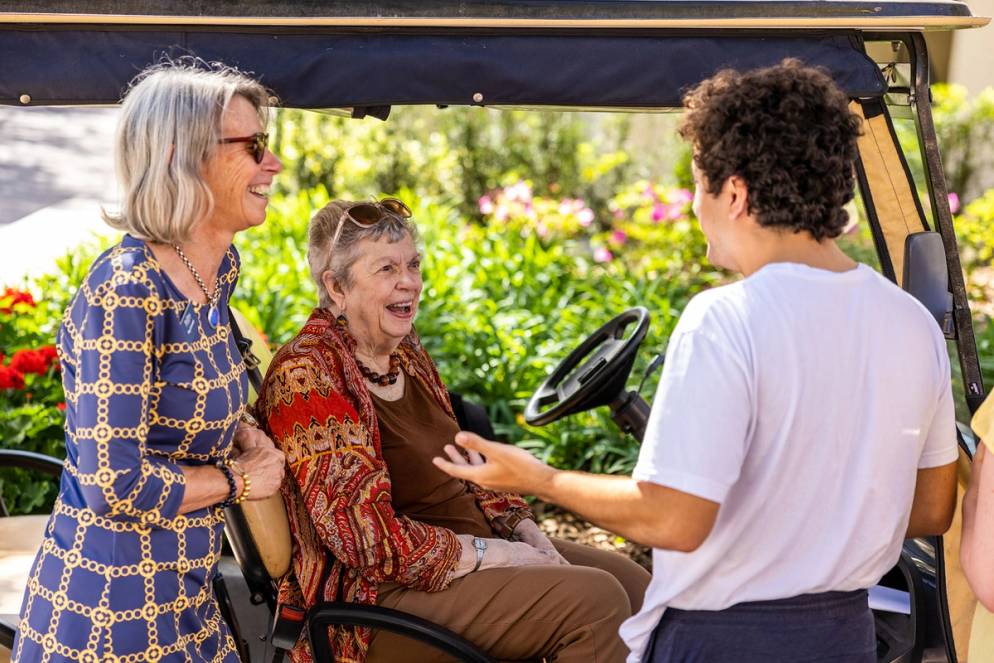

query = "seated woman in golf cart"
[{"left": 254, "top": 198, "right": 651, "bottom": 663}]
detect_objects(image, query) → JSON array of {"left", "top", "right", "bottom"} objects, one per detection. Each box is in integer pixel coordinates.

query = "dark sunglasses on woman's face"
[{"left": 218, "top": 132, "right": 269, "bottom": 164}]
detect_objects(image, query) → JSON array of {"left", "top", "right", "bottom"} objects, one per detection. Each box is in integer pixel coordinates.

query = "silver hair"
[
  {"left": 101, "top": 58, "right": 272, "bottom": 243},
  {"left": 307, "top": 200, "right": 419, "bottom": 308}
]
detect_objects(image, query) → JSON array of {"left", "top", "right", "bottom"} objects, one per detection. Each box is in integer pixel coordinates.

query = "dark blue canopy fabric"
[{"left": 0, "top": 28, "right": 886, "bottom": 107}]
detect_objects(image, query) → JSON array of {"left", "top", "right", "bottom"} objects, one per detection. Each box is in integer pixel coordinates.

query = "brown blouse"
[{"left": 373, "top": 373, "right": 495, "bottom": 538}]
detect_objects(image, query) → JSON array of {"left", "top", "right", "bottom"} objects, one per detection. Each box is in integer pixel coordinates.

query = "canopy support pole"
[{"left": 908, "top": 31, "right": 985, "bottom": 415}]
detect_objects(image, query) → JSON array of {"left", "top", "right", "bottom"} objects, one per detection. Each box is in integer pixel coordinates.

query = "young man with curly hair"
[{"left": 435, "top": 59, "right": 958, "bottom": 662}]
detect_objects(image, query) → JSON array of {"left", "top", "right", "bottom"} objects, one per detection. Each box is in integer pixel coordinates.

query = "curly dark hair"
[{"left": 679, "top": 59, "right": 862, "bottom": 241}]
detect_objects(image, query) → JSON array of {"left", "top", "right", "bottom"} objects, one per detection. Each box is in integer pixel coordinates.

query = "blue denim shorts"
[{"left": 642, "top": 590, "right": 876, "bottom": 663}]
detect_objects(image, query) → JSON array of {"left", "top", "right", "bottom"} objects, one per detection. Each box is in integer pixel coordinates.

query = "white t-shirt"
[{"left": 620, "top": 262, "right": 958, "bottom": 662}]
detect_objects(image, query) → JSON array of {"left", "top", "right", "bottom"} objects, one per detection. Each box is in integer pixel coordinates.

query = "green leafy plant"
[
  {"left": 893, "top": 84, "right": 994, "bottom": 214},
  {"left": 273, "top": 106, "right": 634, "bottom": 221},
  {"left": 949, "top": 191, "right": 994, "bottom": 406},
  {"left": 0, "top": 288, "right": 67, "bottom": 514}
]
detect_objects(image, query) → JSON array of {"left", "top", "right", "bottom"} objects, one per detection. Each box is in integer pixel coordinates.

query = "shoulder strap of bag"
[{"left": 228, "top": 306, "right": 264, "bottom": 394}]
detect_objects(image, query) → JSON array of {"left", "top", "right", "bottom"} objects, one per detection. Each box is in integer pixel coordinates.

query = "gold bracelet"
[
  {"left": 229, "top": 459, "right": 251, "bottom": 504},
  {"left": 239, "top": 408, "right": 260, "bottom": 428}
]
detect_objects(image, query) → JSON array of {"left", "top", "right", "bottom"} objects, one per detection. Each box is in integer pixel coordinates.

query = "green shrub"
[
  {"left": 894, "top": 84, "right": 994, "bottom": 214},
  {"left": 273, "top": 106, "right": 635, "bottom": 221},
  {"left": 421, "top": 185, "right": 718, "bottom": 472},
  {"left": 230, "top": 176, "right": 720, "bottom": 473},
  {"left": 950, "top": 191, "right": 994, "bottom": 402},
  {"left": 5, "top": 95, "right": 994, "bottom": 515}
]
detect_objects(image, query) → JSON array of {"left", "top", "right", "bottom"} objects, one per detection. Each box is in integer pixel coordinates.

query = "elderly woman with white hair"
[
  {"left": 255, "top": 199, "right": 651, "bottom": 663},
  {"left": 12, "top": 61, "right": 286, "bottom": 663}
]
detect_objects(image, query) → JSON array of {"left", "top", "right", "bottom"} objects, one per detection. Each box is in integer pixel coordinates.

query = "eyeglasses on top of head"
[
  {"left": 328, "top": 198, "right": 414, "bottom": 255},
  {"left": 345, "top": 198, "right": 412, "bottom": 225},
  {"left": 218, "top": 132, "right": 269, "bottom": 164}
]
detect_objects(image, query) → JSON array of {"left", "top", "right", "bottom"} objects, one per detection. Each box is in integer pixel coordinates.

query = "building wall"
[{"left": 947, "top": 0, "right": 994, "bottom": 93}]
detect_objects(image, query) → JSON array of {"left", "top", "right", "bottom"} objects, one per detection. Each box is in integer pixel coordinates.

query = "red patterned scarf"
[{"left": 256, "top": 308, "right": 532, "bottom": 663}]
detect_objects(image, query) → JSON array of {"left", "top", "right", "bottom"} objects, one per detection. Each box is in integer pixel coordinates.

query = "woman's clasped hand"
[{"left": 231, "top": 422, "right": 286, "bottom": 500}]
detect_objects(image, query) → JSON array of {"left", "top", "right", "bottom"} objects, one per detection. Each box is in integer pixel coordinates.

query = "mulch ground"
[{"left": 531, "top": 501, "right": 653, "bottom": 570}]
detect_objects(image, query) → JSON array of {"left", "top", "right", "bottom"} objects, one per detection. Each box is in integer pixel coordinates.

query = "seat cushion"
[{"left": 0, "top": 515, "right": 48, "bottom": 614}]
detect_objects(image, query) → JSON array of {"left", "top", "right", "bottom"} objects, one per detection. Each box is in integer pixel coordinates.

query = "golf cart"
[{"left": 0, "top": 1, "right": 991, "bottom": 661}]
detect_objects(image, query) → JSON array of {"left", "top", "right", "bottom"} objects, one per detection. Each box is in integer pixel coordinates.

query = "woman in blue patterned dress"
[{"left": 12, "top": 61, "right": 286, "bottom": 663}]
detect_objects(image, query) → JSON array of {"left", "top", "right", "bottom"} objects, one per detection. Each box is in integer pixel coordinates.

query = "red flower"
[
  {"left": 0, "top": 288, "right": 36, "bottom": 314},
  {"left": 38, "top": 345, "right": 59, "bottom": 369},
  {"left": 56, "top": 402, "right": 66, "bottom": 411},
  {"left": 0, "top": 365, "right": 25, "bottom": 390},
  {"left": 10, "top": 349, "right": 50, "bottom": 376}
]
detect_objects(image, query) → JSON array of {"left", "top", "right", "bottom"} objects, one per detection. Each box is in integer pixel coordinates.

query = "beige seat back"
[{"left": 228, "top": 308, "right": 292, "bottom": 585}]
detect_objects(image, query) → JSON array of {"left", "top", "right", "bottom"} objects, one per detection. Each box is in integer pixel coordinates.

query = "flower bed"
[{"left": 0, "top": 287, "right": 67, "bottom": 514}]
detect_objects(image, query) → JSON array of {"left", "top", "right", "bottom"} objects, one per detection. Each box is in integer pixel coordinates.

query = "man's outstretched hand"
[{"left": 433, "top": 432, "right": 555, "bottom": 496}]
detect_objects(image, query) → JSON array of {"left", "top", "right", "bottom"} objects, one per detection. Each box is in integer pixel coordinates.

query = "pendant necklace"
[{"left": 172, "top": 245, "right": 221, "bottom": 328}]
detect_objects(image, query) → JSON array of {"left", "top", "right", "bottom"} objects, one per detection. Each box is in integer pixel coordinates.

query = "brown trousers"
[{"left": 367, "top": 539, "right": 651, "bottom": 663}]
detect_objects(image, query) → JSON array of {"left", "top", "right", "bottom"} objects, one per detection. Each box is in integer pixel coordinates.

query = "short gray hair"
[
  {"left": 308, "top": 200, "right": 419, "bottom": 308},
  {"left": 102, "top": 59, "right": 272, "bottom": 244}
]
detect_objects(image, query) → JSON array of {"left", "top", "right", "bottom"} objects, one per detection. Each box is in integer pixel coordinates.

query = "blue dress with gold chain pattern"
[{"left": 13, "top": 235, "right": 246, "bottom": 663}]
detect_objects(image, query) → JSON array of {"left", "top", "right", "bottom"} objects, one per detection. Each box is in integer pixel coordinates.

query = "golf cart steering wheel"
[{"left": 525, "top": 307, "right": 650, "bottom": 427}]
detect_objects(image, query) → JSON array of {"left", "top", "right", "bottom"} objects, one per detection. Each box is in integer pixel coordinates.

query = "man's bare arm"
[
  {"left": 434, "top": 432, "right": 719, "bottom": 552},
  {"left": 538, "top": 470, "right": 720, "bottom": 551},
  {"left": 905, "top": 461, "right": 957, "bottom": 538}
]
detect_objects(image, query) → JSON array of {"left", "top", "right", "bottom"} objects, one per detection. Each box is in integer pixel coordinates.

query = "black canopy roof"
[
  {"left": 0, "top": 1, "right": 985, "bottom": 25},
  {"left": 1, "top": 1, "right": 987, "bottom": 109},
  {"left": 0, "top": 29, "right": 891, "bottom": 108}
]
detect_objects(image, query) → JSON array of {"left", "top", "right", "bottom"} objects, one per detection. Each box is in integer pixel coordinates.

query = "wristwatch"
[{"left": 471, "top": 536, "right": 487, "bottom": 572}]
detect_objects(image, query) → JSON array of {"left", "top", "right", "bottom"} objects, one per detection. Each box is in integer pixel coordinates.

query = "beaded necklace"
[{"left": 335, "top": 314, "right": 401, "bottom": 386}]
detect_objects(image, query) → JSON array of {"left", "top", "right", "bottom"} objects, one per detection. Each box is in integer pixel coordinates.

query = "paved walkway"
[{"left": 0, "top": 106, "right": 119, "bottom": 286}]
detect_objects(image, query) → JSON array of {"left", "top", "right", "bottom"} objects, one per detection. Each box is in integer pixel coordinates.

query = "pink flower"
[
  {"left": 612, "top": 208, "right": 625, "bottom": 220},
  {"left": 651, "top": 203, "right": 669, "bottom": 223},
  {"left": 610, "top": 230, "right": 628, "bottom": 246},
  {"left": 505, "top": 181, "right": 532, "bottom": 203},
  {"left": 559, "top": 198, "right": 583, "bottom": 215},
  {"left": 577, "top": 208, "right": 595, "bottom": 227},
  {"left": 670, "top": 188, "right": 693, "bottom": 205},
  {"left": 593, "top": 247, "right": 614, "bottom": 263},
  {"left": 494, "top": 205, "right": 510, "bottom": 223},
  {"left": 948, "top": 192, "right": 960, "bottom": 215},
  {"left": 536, "top": 223, "right": 550, "bottom": 238},
  {"left": 642, "top": 183, "right": 658, "bottom": 201},
  {"left": 479, "top": 195, "right": 495, "bottom": 215}
]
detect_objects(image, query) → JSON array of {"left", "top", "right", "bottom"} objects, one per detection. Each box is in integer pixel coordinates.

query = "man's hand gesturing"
[{"left": 432, "top": 432, "right": 555, "bottom": 497}]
